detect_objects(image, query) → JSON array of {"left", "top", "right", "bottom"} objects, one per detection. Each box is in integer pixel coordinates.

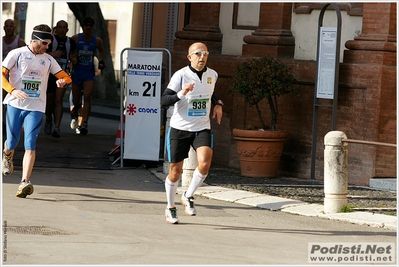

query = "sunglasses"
[
  {"left": 33, "top": 34, "right": 51, "bottom": 46},
  {"left": 190, "top": 51, "right": 209, "bottom": 56}
]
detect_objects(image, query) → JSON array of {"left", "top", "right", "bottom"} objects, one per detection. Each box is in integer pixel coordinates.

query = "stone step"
[{"left": 369, "top": 178, "right": 397, "bottom": 191}]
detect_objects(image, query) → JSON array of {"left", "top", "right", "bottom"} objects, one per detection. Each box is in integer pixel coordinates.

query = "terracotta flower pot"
[{"left": 232, "top": 128, "right": 288, "bottom": 178}]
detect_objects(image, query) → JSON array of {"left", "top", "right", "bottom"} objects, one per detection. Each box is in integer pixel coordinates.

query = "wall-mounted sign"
[{"left": 316, "top": 27, "right": 338, "bottom": 99}]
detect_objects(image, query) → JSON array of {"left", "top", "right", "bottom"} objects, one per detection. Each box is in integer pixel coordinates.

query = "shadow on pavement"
[{"left": 12, "top": 132, "right": 115, "bottom": 170}]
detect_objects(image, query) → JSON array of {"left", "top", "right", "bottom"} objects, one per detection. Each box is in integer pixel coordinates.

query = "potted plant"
[{"left": 230, "top": 56, "right": 298, "bottom": 178}]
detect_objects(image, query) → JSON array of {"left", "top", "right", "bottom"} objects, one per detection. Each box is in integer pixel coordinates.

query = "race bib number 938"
[{"left": 187, "top": 95, "right": 210, "bottom": 117}]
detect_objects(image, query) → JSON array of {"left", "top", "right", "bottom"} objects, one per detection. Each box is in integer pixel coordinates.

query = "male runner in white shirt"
[
  {"left": 2, "top": 25, "right": 72, "bottom": 198},
  {"left": 161, "top": 42, "right": 224, "bottom": 224}
]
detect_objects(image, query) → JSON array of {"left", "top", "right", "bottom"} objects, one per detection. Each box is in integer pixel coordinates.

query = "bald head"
[
  {"left": 3, "top": 19, "right": 16, "bottom": 37},
  {"left": 187, "top": 42, "right": 209, "bottom": 72},
  {"left": 188, "top": 42, "right": 208, "bottom": 55},
  {"left": 4, "top": 19, "right": 14, "bottom": 27}
]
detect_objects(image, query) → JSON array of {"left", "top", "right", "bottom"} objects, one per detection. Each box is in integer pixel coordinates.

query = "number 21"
[{"left": 143, "top": 81, "right": 156, "bottom": 97}]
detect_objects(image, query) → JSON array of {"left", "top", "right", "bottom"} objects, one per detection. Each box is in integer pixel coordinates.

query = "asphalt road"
[{"left": 1, "top": 111, "right": 396, "bottom": 266}]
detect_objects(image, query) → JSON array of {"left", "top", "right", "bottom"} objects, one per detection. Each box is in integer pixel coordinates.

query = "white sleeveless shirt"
[{"left": 2, "top": 36, "right": 20, "bottom": 60}]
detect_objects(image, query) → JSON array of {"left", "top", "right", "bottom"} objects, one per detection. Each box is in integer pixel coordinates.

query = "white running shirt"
[
  {"left": 3, "top": 46, "right": 63, "bottom": 113},
  {"left": 168, "top": 66, "right": 218, "bottom": 132}
]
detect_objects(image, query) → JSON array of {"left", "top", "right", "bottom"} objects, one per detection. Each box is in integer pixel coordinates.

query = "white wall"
[
  {"left": 219, "top": 3, "right": 255, "bottom": 56},
  {"left": 98, "top": 2, "right": 134, "bottom": 69},
  {"left": 3, "top": 2, "right": 363, "bottom": 63},
  {"left": 2, "top": 2, "right": 134, "bottom": 71},
  {"left": 291, "top": 9, "right": 362, "bottom": 62},
  {"left": 218, "top": 3, "right": 363, "bottom": 62}
]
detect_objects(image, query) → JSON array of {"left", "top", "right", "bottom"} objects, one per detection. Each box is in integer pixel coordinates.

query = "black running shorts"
[{"left": 165, "top": 127, "right": 213, "bottom": 163}]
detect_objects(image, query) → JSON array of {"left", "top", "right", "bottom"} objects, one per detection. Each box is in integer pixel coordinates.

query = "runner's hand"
[
  {"left": 10, "top": 89, "right": 28, "bottom": 100},
  {"left": 56, "top": 78, "right": 67, "bottom": 88}
]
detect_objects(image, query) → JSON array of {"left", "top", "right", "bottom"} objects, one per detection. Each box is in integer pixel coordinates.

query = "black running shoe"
[{"left": 77, "top": 123, "right": 88, "bottom": 135}]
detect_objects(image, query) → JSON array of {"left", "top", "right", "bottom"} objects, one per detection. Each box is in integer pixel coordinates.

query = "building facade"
[
  {"left": 158, "top": 2, "right": 397, "bottom": 186},
  {"left": 3, "top": 2, "right": 396, "bottom": 185}
]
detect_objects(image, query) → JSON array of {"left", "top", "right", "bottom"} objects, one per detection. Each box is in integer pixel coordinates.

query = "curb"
[{"left": 148, "top": 168, "right": 397, "bottom": 231}]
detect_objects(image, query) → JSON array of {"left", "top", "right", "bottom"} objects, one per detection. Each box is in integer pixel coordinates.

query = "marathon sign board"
[{"left": 124, "top": 50, "right": 162, "bottom": 161}]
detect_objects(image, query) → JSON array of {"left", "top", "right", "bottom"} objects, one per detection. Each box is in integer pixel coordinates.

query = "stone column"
[
  {"left": 242, "top": 2, "right": 295, "bottom": 58},
  {"left": 182, "top": 147, "right": 198, "bottom": 188},
  {"left": 324, "top": 131, "right": 348, "bottom": 214},
  {"left": 163, "top": 107, "right": 173, "bottom": 175}
]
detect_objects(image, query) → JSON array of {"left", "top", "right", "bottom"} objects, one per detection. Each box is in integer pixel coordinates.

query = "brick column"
[
  {"left": 173, "top": 3, "right": 223, "bottom": 53},
  {"left": 345, "top": 3, "right": 396, "bottom": 63},
  {"left": 242, "top": 2, "right": 295, "bottom": 58},
  {"left": 343, "top": 3, "right": 396, "bottom": 178}
]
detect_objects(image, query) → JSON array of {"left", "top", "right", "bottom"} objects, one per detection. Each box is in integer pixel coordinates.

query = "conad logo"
[
  {"left": 126, "top": 103, "right": 158, "bottom": 116},
  {"left": 138, "top": 108, "right": 158, "bottom": 114}
]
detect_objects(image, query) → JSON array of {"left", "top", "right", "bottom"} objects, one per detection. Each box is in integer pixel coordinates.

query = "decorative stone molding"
[
  {"left": 232, "top": 3, "right": 258, "bottom": 30},
  {"left": 293, "top": 2, "right": 363, "bottom": 16}
]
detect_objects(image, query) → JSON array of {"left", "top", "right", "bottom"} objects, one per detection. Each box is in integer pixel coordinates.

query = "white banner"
[{"left": 124, "top": 50, "right": 162, "bottom": 161}]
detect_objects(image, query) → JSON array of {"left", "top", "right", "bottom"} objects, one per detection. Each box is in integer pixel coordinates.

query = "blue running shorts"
[{"left": 5, "top": 105, "right": 42, "bottom": 150}]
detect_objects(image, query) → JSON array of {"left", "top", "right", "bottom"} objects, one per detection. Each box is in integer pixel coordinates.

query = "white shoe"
[
  {"left": 70, "top": 118, "right": 78, "bottom": 130},
  {"left": 16, "top": 180, "right": 34, "bottom": 198},
  {"left": 2, "top": 150, "right": 14, "bottom": 176},
  {"left": 70, "top": 107, "right": 79, "bottom": 129},
  {"left": 165, "top": 207, "right": 179, "bottom": 224},
  {"left": 181, "top": 192, "right": 197, "bottom": 216}
]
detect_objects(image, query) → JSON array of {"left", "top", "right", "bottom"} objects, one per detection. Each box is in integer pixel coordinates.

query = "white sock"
[
  {"left": 186, "top": 168, "right": 207, "bottom": 198},
  {"left": 165, "top": 176, "right": 178, "bottom": 208}
]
